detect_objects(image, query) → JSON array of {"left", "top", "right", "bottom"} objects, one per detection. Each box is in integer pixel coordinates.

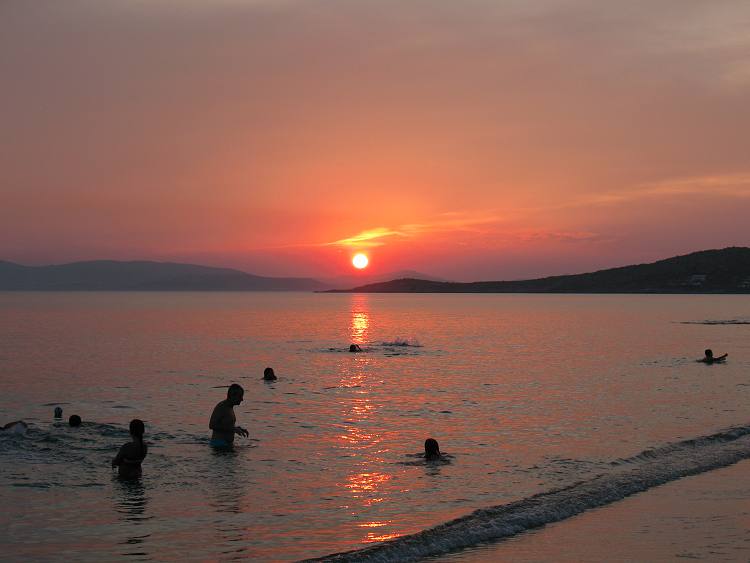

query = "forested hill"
[{"left": 327, "top": 248, "right": 750, "bottom": 293}]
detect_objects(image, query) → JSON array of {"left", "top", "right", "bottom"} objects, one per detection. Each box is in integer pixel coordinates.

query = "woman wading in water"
[{"left": 112, "top": 419, "right": 148, "bottom": 479}]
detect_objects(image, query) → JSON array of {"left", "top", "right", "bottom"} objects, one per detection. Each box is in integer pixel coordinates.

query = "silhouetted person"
[
  {"left": 263, "top": 367, "right": 277, "bottom": 381},
  {"left": 349, "top": 344, "right": 362, "bottom": 353},
  {"left": 425, "top": 438, "right": 441, "bottom": 461},
  {"left": 209, "top": 384, "right": 249, "bottom": 448},
  {"left": 1, "top": 421, "right": 28, "bottom": 434},
  {"left": 112, "top": 419, "right": 148, "bottom": 479},
  {"left": 69, "top": 414, "right": 82, "bottom": 427},
  {"left": 700, "top": 349, "right": 727, "bottom": 363},
  {"left": 54, "top": 407, "right": 63, "bottom": 419}
]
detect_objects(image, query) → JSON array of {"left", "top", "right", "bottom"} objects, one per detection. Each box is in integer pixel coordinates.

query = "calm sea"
[{"left": 1, "top": 292, "right": 749, "bottom": 561}]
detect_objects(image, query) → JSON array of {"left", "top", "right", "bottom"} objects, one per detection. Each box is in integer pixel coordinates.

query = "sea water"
[{"left": 0, "top": 292, "right": 748, "bottom": 561}]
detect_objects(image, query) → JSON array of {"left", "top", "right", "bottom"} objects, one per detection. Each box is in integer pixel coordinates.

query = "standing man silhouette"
[{"left": 209, "top": 384, "right": 249, "bottom": 448}]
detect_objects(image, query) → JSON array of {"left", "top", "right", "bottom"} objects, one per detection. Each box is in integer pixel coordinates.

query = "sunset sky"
[{"left": 2, "top": 0, "right": 749, "bottom": 281}]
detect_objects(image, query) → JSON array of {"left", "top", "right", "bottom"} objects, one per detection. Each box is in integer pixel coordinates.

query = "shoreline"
[{"left": 439, "top": 459, "right": 750, "bottom": 562}]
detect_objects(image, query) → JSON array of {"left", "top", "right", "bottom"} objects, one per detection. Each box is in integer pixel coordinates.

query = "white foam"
[{"left": 306, "top": 425, "right": 750, "bottom": 562}]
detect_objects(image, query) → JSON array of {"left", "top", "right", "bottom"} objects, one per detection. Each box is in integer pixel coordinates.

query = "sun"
[{"left": 352, "top": 253, "right": 369, "bottom": 269}]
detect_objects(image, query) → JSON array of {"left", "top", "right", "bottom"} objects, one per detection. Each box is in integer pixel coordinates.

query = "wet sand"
[{"left": 438, "top": 460, "right": 750, "bottom": 562}]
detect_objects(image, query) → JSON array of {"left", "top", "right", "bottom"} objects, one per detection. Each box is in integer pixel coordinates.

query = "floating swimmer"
[
  {"left": 263, "top": 367, "right": 277, "bottom": 381},
  {"left": 69, "top": 414, "right": 82, "bottom": 427},
  {"left": 112, "top": 419, "right": 148, "bottom": 479},
  {"left": 699, "top": 349, "right": 727, "bottom": 364},
  {"left": 1, "top": 421, "right": 28, "bottom": 435},
  {"left": 54, "top": 406, "right": 63, "bottom": 419},
  {"left": 425, "top": 438, "right": 441, "bottom": 461},
  {"left": 349, "top": 344, "right": 363, "bottom": 353},
  {"left": 209, "top": 383, "right": 249, "bottom": 448}
]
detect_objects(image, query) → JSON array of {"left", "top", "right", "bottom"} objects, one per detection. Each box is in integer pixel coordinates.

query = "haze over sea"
[{"left": 1, "top": 292, "right": 749, "bottom": 561}]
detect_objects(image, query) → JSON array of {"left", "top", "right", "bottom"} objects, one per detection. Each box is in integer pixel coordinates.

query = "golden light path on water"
[{"left": 339, "top": 296, "right": 401, "bottom": 543}]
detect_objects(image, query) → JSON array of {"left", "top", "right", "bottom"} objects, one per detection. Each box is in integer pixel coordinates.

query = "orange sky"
[{"left": 1, "top": 1, "right": 749, "bottom": 281}]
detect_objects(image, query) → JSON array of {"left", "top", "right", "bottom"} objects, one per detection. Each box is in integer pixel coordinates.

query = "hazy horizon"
[
  {"left": 1, "top": 245, "right": 745, "bottom": 284},
  {"left": 2, "top": 1, "right": 749, "bottom": 281}
]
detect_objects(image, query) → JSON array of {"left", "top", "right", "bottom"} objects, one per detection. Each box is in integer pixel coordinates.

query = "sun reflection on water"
[
  {"left": 349, "top": 294, "right": 370, "bottom": 344},
  {"left": 334, "top": 296, "right": 401, "bottom": 543}
]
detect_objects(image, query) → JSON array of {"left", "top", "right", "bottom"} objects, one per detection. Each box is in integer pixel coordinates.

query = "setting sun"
[{"left": 352, "top": 253, "right": 369, "bottom": 269}]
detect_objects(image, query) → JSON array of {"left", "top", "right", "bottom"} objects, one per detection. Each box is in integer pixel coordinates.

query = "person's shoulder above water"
[
  {"left": 113, "top": 419, "right": 147, "bottom": 478},
  {"left": 263, "top": 367, "right": 277, "bottom": 381},
  {"left": 1, "top": 420, "right": 28, "bottom": 435}
]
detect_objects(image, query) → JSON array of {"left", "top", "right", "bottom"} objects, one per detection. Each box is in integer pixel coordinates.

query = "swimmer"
[
  {"left": 349, "top": 344, "right": 362, "bottom": 353},
  {"left": 263, "top": 367, "right": 277, "bottom": 381},
  {"left": 209, "top": 383, "right": 249, "bottom": 448},
  {"left": 69, "top": 414, "right": 82, "bottom": 427},
  {"left": 424, "top": 438, "right": 441, "bottom": 461},
  {"left": 112, "top": 419, "right": 147, "bottom": 479},
  {"left": 54, "top": 406, "right": 63, "bottom": 419},
  {"left": 1, "top": 421, "right": 28, "bottom": 435},
  {"left": 699, "top": 349, "right": 727, "bottom": 364}
]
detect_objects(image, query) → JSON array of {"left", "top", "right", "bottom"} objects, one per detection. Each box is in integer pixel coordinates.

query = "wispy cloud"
[
  {"left": 563, "top": 172, "right": 750, "bottom": 209},
  {"left": 512, "top": 230, "right": 605, "bottom": 243},
  {"left": 327, "top": 227, "right": 405, "bottom": 248},
  {"left": 325, "top": 212, "right": 504, "bottom": 248}
]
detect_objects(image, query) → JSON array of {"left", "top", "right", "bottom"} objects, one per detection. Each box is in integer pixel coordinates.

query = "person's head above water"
[
  {"left": 705, "top": 349, "right": 714, "bottom": 358},
  {"left": 349, "top": 344, "right": 362, "bottom": 352},
  {"left": 263, "top": 367, "right": 276, "bottom": 380},
  {"left": 227, "top": 383, "right": 244, "bottom": 405},
  {"left": 69, "top": 414, "right": 82, "bottom": 427},
  {"left": 424, "top": 438, "right": 440, "bottom": 460},
  {"left": 54, "top": 407, "right": 63, "bottom": 419},
  {"left": 129, "top": 419, "right": 145, "bottom": 439}
]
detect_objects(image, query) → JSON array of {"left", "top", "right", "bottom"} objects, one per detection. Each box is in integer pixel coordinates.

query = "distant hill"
[
  {"left": 326, "top": 247, "right": 750, "bottom": 293},
  {"left": 320, "top": 269, "right": 448, "bottom": 290},
  {"left": 0, "top": 260, "right": 326, "bottom": 291}
]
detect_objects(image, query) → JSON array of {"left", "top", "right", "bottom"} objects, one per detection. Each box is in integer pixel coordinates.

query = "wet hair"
[
  {"left": 705, "top": 349, "right": 713, "bottom": 357},
  {"left": 130, "top": 419, "right": 146, "bottom": 459},
  {"left": 227, "top": 383, "right": 244, "bottom": 397},
  {"left": 129, "top": 419, "right": 145, "bottom": 439},
  {"left": 263, "top": 367, "right": 276, "bottom": 380},
  {"left": 349, "top": 344, "right": 361, "bottom": 352},
  {"left": 54, "top": 407, "right": 63, "bottom": 419},
  {"left": 69, "top": 414, "right": 82, "bottom": 427},
  {"left": 425, "top": 438, "right": 440, "bottom": 459}
]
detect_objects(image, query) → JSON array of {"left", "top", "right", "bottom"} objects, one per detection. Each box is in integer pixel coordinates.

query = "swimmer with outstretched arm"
[
  {"left": 112, "top": 419, "right": 148, "bottom": 478},
  {"left": 209, "top": 383, "right": 249, "bottom": 448},
  {"left": 699, "top": 349, "right": 727, "bottom": 363}
]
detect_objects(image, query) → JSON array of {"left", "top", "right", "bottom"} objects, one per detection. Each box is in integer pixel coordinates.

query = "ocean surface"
[{"left": 1, "top": 292, "right": 749, "bottom": 561}]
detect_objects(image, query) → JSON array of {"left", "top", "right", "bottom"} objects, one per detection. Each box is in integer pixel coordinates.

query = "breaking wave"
[
  {"left": 380, "top": 338, "right": 422, "bottom": 347},
  {"left": 305, "top": 424, "right": 750, "bottom": 562}
]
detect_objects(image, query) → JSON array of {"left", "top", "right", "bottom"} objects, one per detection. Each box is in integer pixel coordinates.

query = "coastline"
[{"left": 438, "top": 460, "right": 750, "bottom": 562}]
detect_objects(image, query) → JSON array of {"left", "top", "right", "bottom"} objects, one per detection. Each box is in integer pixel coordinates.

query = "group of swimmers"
[
  {"left": 3, "top": 346, "right": 727, "bottom": 479},
  {"left": 208, "top": 381, "right": 444, "bottom": 459}
]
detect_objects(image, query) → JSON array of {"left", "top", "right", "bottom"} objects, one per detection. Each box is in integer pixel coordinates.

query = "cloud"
[
  {"left": 512, "top": 230, "right": 605, "bottom": 243},
  {"left": 327, "top": 227, "right": 405, "bottom": 248},
  {"left": 326, "top": 212, "right": 505, "bottom": 248},
  {"left": 559, "top": 172, "right": 750, "bottom": 210}
]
